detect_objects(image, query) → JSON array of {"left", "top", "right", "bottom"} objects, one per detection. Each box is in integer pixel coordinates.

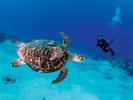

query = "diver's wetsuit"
[{"left": 97, "top": 37, "right": 115, "bottom": 56}]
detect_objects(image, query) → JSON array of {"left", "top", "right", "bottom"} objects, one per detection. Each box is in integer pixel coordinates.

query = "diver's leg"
[
  {"left": 103, "top": 47, "right": 109, "bottom": 53},
  {"left": 109, "top": 48, "right": 115, "bottom": 56}
]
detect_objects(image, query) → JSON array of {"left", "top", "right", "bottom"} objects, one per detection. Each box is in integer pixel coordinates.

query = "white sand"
[{"left": 0, "top": 40, "right": 133, "bottom": 100}]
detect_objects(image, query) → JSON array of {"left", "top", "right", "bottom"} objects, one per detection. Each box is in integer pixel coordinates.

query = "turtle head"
[{"left": 69, "top": 54, "right": 85, "bottom": 62}]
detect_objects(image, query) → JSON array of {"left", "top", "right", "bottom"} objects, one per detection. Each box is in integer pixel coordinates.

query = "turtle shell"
[{"left": 19, "top": 40, "right": 69, "bottom": 73}]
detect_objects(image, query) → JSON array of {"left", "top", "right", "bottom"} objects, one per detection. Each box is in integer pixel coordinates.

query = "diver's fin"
[{"left": 52, "top": 66, "right": 68, "bottom": 84}]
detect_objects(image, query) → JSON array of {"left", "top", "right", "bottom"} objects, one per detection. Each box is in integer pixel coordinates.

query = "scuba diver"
[{"left": 96, "top": 34, "right": 115, "bottom": 56}]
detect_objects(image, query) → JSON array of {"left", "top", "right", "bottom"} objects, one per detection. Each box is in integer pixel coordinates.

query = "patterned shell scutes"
[{"left": 21, "top": 40, "right": 69, "bottom": 73}]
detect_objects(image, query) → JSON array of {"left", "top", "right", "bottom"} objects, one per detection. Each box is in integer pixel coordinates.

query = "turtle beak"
[
  {"left": 78, "top": 55, "right": 85, "bottom": 62},
  {"left": 73, "top": 55, "right": 85, "bottom": 62}
]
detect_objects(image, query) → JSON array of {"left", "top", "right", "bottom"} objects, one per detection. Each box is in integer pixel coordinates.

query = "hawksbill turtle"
[{"left": 12, "top": 32, "right": 84, "bottom": 84}]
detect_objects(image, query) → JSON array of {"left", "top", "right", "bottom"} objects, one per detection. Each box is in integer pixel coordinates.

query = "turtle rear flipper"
[
  {"left": 52, "top": 67, "right": 68, "bottom": 84},
  {"left": 12, "top": 58, "right": 25, "bottom": 67},
  {"left": 60, "top": 32, "right": 70, "bottom": 49},
  {"left": 15, "top": 40, "right": 26, "bottom": 47}
]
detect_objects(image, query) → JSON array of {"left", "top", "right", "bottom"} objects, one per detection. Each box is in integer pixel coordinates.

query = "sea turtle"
[{"left": 12, "top": 32, "right": 84, "bottom": 84}]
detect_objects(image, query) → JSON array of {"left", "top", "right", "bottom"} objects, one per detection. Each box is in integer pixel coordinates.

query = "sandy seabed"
[{"left": 0, "top": 40, "right": 133, "bottom": 100}]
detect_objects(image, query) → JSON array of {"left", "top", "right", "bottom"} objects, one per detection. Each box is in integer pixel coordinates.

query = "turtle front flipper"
[
  {"left": 52, "top": 66, "right": 68, "bottom": 84},
  {"left": 59, "top": 32, "right": 70, "bottom": 49}
]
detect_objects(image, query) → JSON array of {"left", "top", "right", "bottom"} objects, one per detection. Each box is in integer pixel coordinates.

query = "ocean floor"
[{"left": 0, "top": 40, "right": 133, "bottom": 100}]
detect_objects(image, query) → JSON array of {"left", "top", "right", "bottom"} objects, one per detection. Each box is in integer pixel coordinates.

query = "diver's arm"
[{"left": 109, "top": 39, "right": 114, "bottom": 45}]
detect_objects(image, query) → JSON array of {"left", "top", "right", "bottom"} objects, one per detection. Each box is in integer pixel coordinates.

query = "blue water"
[
  {"left": 0, "top": 0, "right": 133, "bottom": 59},
  {"left": 0, "top": 0, "right": 133, "bottom": 100}
]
